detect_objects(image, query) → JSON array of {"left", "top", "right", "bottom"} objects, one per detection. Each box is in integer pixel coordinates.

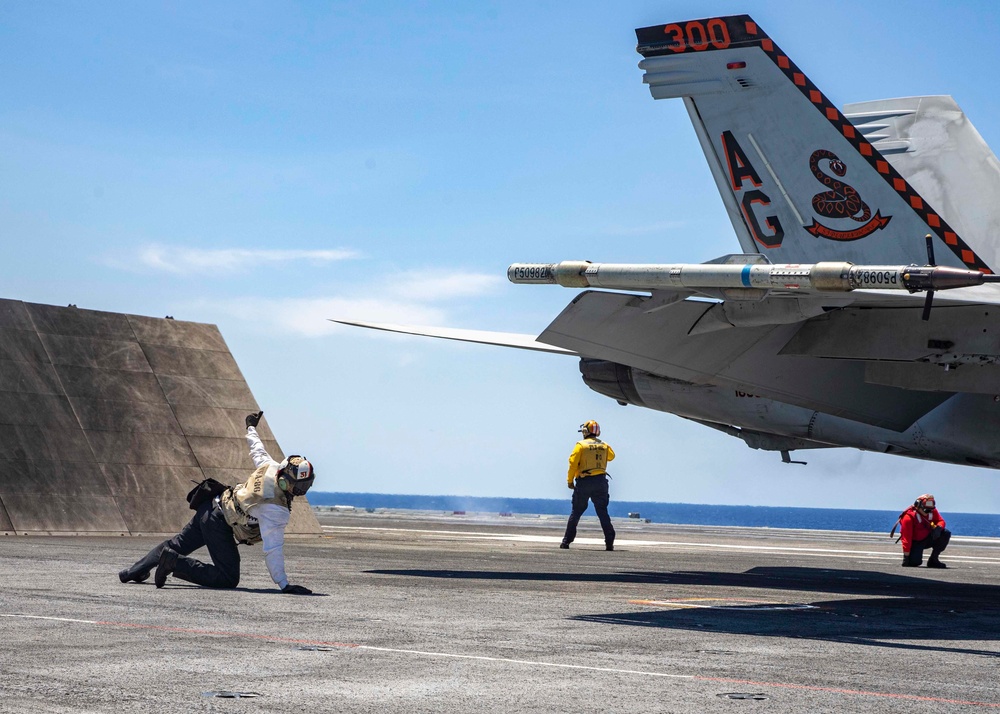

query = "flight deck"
[{"left": 2, "top": 510, "right": 1000, "bottom": 712}]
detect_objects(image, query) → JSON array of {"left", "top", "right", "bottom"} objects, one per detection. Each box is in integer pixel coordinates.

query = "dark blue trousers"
[
  {"left": 122, "top": 500, "right": 241, "bottom": 588},
  {"left": 906, "top": 528, "right": 951, "bottom": 566},
  {"left": 562, "top": 474, "right": 615, "bottom": 547}
]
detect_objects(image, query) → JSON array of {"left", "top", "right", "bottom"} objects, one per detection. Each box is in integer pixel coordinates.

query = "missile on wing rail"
[{"left": 507, "top": 260, "right": 1000, "bottom": 294}]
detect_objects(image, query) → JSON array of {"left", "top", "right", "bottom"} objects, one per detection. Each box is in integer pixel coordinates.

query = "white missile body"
[{"left": 507, "top": 258, "right": 999, "bottom": 294}]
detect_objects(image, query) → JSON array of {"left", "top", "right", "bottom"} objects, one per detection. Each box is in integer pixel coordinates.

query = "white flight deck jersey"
[{"left": 218, "top": 426, "right": 293, "bottom": 589}]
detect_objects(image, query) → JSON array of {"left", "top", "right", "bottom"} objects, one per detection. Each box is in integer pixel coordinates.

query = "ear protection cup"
[{"left": 276, "top": 456, "right": 295, "bottom": 492}]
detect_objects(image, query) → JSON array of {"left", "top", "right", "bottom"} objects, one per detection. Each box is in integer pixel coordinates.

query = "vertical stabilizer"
[
  {"left": 844, "top": 95, "right": 1000, "bottom": 274},
  {"left": 636, "top": 16, "right": 992, "bottom": 273}
]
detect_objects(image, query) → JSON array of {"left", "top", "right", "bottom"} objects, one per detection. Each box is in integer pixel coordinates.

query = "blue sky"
[{"left": 4, "top": 1, "right": 1000, "bottom": 512}]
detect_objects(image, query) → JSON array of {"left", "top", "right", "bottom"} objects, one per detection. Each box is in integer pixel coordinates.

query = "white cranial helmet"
[{"left": 278, "top": 456, "right": 315, "bottom": 496}]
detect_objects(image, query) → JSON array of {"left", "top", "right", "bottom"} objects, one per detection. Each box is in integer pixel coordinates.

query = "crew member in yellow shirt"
[{"left": 560, "top": 420, "right": 616, "bottom": 551}]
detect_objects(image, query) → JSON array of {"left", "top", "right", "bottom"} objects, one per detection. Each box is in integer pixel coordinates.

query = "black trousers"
[
  {"left": 122, "top": 500, "right": 241, "bottom": 588},
  {"left": 562, "top": 475, "right": 615, "bottom": 546},
  {"left": 906, "top": 529, "right": 951, "bottom": 566}
]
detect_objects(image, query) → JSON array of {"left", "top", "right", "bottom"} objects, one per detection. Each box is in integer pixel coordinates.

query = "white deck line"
[{"left": 321, "top": 525, "right": 1000, "bottom": 562}]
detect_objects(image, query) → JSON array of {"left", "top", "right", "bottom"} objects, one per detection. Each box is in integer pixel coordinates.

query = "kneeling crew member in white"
[{"left": 118, "top": 411, "right": 315, "bottom": 594}]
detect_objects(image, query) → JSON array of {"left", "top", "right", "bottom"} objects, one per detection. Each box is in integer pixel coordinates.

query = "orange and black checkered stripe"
[{"left": 636, "top": 15, "right": 992, "bottom": 274}]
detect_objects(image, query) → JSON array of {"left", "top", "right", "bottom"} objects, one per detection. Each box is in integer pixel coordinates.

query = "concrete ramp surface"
[{"left": 0, "top": 299, "right": 320, "bottom": 536}]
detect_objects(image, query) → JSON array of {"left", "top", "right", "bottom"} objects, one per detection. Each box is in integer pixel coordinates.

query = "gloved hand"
[
  {"left": 567, "top": 483, "right": 575, "bottom": 490},
  {"left": 246, "top": 411, "right": 263, "bottom": 429},
  {"left": 931, "top": 525, "right": 942, "bottom": 541},
  {"left": 282, "top": 583, "right": 312, "bottom": 595}
]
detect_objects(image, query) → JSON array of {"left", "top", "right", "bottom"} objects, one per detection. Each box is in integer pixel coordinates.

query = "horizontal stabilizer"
[{"left": 329, "top": 319, "right": 578, "bottom": 355}]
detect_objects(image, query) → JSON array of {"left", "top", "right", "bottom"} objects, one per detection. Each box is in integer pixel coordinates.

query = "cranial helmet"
[
  {"left": 277, "top": 455, "right": 315, "bottom": 496},
  {"left": 579, "top": 420, "right": 600, "bottom": 438},
  {"left": 915, "top": 494, "right": 936, "bottom": 512}
]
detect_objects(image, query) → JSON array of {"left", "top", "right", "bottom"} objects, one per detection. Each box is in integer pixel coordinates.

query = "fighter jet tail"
[{"left": 636, "top": 15, "right": 994, "bottom": 274}]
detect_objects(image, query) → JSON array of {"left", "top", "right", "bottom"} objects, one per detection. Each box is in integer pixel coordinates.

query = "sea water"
[{"left": 309, "top": 492, "right": 1000, "bottom": 537}]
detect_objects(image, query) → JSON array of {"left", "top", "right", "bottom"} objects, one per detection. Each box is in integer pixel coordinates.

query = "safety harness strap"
[{"left": 889, "top": 508, "right": 910, "bottom": 543}]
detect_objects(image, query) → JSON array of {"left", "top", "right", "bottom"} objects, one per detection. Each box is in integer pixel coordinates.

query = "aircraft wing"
[
  {"left": 537, "top": 291, "right": 953, "bottom": 431},
  {"left": 328, "top": 319, "right": 578, "bottom": 355}
]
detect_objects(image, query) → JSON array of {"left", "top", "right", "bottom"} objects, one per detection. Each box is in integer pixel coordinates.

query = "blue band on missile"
[{"left": 741, "top": 264, "right": 752, "bottom": 287}]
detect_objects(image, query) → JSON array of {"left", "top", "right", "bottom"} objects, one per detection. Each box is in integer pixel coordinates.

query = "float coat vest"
[
  {"left": 219, "top": 462, "right": 292, "bottom": 545},
  {"left": 567, "top": 437, "right": 615, "bottom": 487}
]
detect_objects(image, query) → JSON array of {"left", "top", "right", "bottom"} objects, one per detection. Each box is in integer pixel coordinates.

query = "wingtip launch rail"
[{"left": 508, "top": 258, "right": 1000, "bottom": 296}]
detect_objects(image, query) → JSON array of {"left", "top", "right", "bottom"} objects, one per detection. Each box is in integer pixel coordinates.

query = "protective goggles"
[{"left": 287, "top": 475, "right": 315, "bottom": 496}]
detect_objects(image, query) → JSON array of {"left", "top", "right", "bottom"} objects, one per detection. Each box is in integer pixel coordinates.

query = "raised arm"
[{"left": 245, "top": 410, "right": 273, "bottom": 469}]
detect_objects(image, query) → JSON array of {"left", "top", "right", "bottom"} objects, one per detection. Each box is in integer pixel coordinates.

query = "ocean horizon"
[{"left": 309, "top": 492, "right": 1000, "bottom": 538}]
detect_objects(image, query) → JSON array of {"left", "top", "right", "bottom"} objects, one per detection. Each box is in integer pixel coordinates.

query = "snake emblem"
[{"left": 809, "top": 149, "right": 871, "bottom": 222}]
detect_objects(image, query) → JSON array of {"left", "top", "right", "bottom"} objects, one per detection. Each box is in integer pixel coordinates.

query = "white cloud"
[
  {"left": 382, "top": 271, "right": 504, "bottom": 301},
  {"left": 116, "top": 244, "right": 360, "bottom": 274},
  {"left": 213, "top": 296, "right": 448, "bottom": 337},
  {"left": 177, "top": 260, "right": 504, "bottom": 338}
]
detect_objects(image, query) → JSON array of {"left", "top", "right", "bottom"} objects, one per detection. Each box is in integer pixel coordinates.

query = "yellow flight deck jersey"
[{"left": 567, "top": 437, "right": 615, "bottom": 487}]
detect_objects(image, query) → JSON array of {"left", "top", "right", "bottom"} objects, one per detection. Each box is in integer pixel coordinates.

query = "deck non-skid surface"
[{"left": 2, "top": 510, "right": 999, "bottom": 712}]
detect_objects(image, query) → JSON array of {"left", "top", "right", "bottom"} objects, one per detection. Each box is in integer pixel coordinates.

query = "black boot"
[
  {"left": 118, "top": 568, "right": 150, "bottom": 584},
  {"left": 155, "top": 547, "right": 179, "bottom": 588},
  {"left": 927, "top": 557, "right": 948, "bottom": 569}
]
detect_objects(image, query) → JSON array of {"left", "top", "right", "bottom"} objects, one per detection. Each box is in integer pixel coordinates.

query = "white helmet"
[{"left": 277, "top": 455, "right": 315, "bottom": 496}]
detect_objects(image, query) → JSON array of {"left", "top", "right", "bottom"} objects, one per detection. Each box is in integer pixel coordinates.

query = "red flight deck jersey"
[{"left": 899, "top": 507, "right": 945, "bottom": 552}]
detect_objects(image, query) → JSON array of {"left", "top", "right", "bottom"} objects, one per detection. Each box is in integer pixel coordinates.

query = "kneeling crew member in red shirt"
[
  {"left": 899, "top": 494, "right": 951, "bottom": 568},
  {"left": 560, "top": 420, "right": 616, "bottom": 551}
]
